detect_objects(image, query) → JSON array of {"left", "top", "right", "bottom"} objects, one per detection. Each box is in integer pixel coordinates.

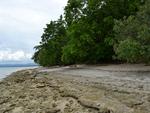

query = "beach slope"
[{"left": 0, "top": 64, "right": 150, "bottom": 113}]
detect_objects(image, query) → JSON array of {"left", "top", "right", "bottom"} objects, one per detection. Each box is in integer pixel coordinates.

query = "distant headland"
[{"left": 0, "top": 63, "right": 38, "bottom": 67}]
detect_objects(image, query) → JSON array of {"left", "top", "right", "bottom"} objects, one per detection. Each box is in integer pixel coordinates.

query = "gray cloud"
[
  {"left": 0, "top": 49, "right": 32, "bottom": 61},
  {"left": 0, "top": 0, "right": 68, "bottom": 62}
]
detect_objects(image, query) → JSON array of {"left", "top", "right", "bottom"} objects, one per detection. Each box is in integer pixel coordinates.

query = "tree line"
[{"left": 32, "top": 0, "right": 150, "bottom": 66}]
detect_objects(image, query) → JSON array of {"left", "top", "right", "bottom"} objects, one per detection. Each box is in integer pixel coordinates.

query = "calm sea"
[{"left": 0, "top": 66, "right": 38, "bottom": 79}]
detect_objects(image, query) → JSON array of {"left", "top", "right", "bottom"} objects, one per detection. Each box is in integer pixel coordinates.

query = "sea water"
[{"left": 0, "top": 66, "right": 38, "bottom": 79}]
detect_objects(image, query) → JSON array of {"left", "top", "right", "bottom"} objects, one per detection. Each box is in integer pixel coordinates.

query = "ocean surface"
[{"left": 0, "top": 66, "right": 38, "bottom": 79}]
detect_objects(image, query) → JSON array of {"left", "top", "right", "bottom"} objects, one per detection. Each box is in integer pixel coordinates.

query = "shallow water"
[{"left": 0, "top": 66, "right": 38, "bottom": 79}]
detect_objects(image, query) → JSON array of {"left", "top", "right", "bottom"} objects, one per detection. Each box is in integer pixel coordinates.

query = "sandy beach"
[{"left": 0, "top": 64, "right": 150, "bottom": 113}]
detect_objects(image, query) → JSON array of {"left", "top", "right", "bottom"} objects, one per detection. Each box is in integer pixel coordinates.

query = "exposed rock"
[{"left": 0, "top": 66, "right": 150, "bottom": 113}]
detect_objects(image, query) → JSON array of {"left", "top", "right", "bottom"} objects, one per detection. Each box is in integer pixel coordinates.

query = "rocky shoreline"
[{"left": 0, "top": 65, "right": 150, "bottom": 113}]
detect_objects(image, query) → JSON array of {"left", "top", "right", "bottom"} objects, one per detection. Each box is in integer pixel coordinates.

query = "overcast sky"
[{"left": 0, "top": 0, "right": 68, "bottom": 63}]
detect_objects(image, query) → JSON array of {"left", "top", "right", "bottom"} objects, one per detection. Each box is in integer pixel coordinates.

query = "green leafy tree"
[
  {"left": 32, "top": 16, "right": 67, "bottom": 66},
  {"left": 112, "top": 1, "right": 150, "bottom": 63},
  {"left": 62, "top": 0, "right": 143, "bottom": 64},
  {"left": 33, "top": 0, "right": 146, "bottom": 66},
  {"left": 64, "top": 0, "right": 87, "bottom": 26}
]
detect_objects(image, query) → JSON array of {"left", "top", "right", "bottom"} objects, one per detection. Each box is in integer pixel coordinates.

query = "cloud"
[
  {"left": 0, "top": 49, "right": 32, "bottom": 61},
  {"left": 0, "top": 0, "right": 68, "bottom": 63},
  {"left": 0, "top": 0, "right": 67, "bottom": 31}
]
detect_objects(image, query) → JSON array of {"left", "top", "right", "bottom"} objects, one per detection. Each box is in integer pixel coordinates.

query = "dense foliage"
[
  {"left": 112, "top": 0, "right": 150, "bottom": 63},
  {"left": 32, "top": 16, "right": 67, "bottom": 66},
  {"left": 33, "top": 0, "right": 149, "bottom": 66}
]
